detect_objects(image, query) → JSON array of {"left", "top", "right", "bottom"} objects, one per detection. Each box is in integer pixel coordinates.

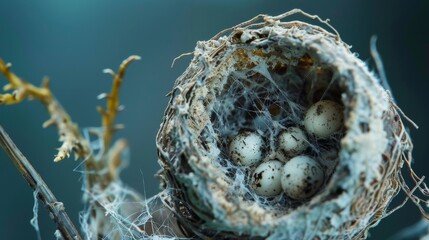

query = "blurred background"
[{"left": 0, "top": 1, "right": 428, "bottom": 239}]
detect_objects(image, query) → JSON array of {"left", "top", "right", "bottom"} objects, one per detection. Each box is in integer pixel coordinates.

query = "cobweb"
[
  {"left": 204, "top": 50, "right": 344, "bottom": 210},
  {"left": 78, "top": 127, "right": 187, "bottom": 239}
]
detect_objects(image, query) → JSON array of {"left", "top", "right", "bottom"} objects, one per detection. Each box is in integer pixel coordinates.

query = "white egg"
[
  {"left": 304, "top": 100, "right": 343, "bottom": 138},
  {"left": 278, "top": 127, "right": 308, "bottom": 155},
  {"left": 251, "top": 160, "right": 283, "bottom": 196},
  {"left": 281, "top": 155, "right": 324, "bottom": 200},
  {"left": 229, "top": 131, "right": 264, "bottom": 166}
]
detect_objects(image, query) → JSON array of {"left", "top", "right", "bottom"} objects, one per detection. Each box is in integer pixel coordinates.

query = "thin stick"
[
  {"left": 98, "top": 55, "right": 141, "bottom": 155},
  {"left": 0, "top": 125, "right": 82, "bottom": 240}
]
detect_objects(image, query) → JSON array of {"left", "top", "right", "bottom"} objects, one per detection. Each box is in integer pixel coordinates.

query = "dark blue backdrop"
[{"left": 0, "top": 1, "right": 428, "bottom": 239}]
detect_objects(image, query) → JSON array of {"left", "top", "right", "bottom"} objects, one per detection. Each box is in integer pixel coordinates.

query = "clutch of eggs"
[{"left": 229, "top": 100, "right": 343, "bottom": 200}]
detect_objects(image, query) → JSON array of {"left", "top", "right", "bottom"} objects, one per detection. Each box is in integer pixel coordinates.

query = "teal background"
[{"left": 0, "top": 1, "right": 428, "bottom": 239}]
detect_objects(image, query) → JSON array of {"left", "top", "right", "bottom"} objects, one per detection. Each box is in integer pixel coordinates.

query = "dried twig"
[
  {"left": 0, "top": 125, "right": 82, "bottom": 240},
  {"left": 97, "top": 55, "right": 141, "bottom": 156},
  {"left": 0, "top": 56, "right": 140, "bottom": 184},
  {"left": 0, "top": 59, "right": 90, "bottom": 162},
  {"left": 0, "top": 56, "right": 141, "bottom": 239},
  {"left": 86, "top": 55, "right": 141, "bottom": 186}
]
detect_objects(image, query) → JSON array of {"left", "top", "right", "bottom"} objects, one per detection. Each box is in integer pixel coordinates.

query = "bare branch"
[
  {"left": 0, "top": 125, "right": 82, "bottom": 240},
  {"left": 0, "top": 58, "right": 90, "bottom": 162},
  {"left": 0, "top": 56, "right": 141, "bottom": 239},
  {"left": 98, "top": 55, "right": 141, "bottom": 154}
]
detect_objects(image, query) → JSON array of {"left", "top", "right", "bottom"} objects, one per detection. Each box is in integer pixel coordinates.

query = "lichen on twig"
[
  {"left": 0, "top": 56, "right": 142, "bottom": 239},
  {"left": 0, "top": 55, "right": 141, "bottom": 187},
  {"left": 0, "top": 59, "right": 89, "bottom": 162},
  {"left": 0, "top": 55, "right": 140, "bottom": 167}
]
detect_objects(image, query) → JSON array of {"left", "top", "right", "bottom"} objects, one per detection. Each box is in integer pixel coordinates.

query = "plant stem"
[{"left": 0, "top": 125, "right": 82, "bottom": 240}]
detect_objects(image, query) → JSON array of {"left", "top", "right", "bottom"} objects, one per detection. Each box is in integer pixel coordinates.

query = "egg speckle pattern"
[
  {"left": 251, "top": 160, "right": 283, "bottom": 196},
  {"left": 229, "top": 131, "right": 264, "bottom": 166},
  {"left": 278, "top": 127, "right": 308, "bottom": 155},
  {"left": 281, "top": 155, "right": 324, "bottom": 200},
  {"left": 304, "top": 100, "right": 343, "bottom": 138}
]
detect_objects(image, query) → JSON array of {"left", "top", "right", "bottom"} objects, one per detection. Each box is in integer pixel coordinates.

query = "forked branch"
[
  {"left": 97, "top": 55, "right": 141, "bottom": 155},
  {"left": 0, "top": 59, "right": 89, "bottom": 162},
  {"left": 0, "top": 56, "right": 141, "bottom": 239}
]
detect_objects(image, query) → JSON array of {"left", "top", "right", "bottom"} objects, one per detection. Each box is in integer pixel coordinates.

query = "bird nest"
[{"left": 156, "top": 11, "right": 425, "bottom": 239}]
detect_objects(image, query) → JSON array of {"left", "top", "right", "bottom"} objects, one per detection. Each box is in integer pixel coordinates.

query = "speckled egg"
[
  {"left": 251, "top": 160, "right": 283, "bottom": 196},
  {"left": 278, "top": 127, "right": 308, "bottom": 155},
  {"left": 281, "top": 155, "right": 324, "bottom": 200},
  {"left": 229, "top": 131, "right": 264, "bottom": 166},
  {"left": 304, "top": 100, "right": 343, "bottom": 138}
]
